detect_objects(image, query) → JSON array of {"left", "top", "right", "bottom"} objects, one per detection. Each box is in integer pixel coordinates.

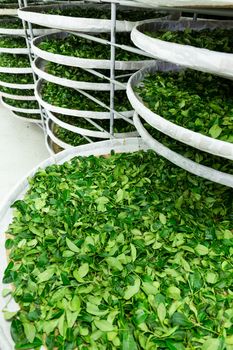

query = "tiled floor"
[{"left": 0, "top": 105, "right": 49, "bottom": 206}]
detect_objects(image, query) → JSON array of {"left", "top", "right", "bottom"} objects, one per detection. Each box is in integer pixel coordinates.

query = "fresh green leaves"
[
  {"left": 4, "top": 311, "right": 18, "bottom": 320},
  {"left": 195, "top": 244, "right": 209, "bottom": 255},
  {"left": 66, "top": 237, "right": 79, "bottom": 253},
  {"left": 37, "top": 267, "right": 55, "bottom": 283},
  {"left": 171, "top": 312, "right": 193, "bottom": 328},
  {"left": 159, "top": 213, "right": 167, "bottom": 225},
  {"left": 201, "top": 338, "right": 222, "bottom": 350},
  {"left": 41, "top": 81, "right": 131, "bottom": 111},
  {"left": 166, "top": 286, "right": 181, "bottom": 300},
  {"left": 53, "top": 114, "right": 135, "bottom": 148},
  {"left": 157, "top": 303, "right": 166, "bottom": 324},
  {"left": 3, "top": 151, "right": 233, "bottom": 349},
  {"left": 0, "top": 72, "right": 33, "bottom": 84},
  {"left": 43, "top": 5, "right": 167, "bottom": 22},
  {"left": 23, "top": 323, "right": 36, "bottom": 343},
  {"left": 0, "top": 86, "right": 34, "bottom": 96},
  {"left": 0, "top": 53, "right": 30, "bottom": 68},
  {"left": 143, "top": 126, "right": 233, "bottom": 174},
  {"left": 209, "top": 124, "right": 222, "bottom": 138},
  {"left": 136, "top": 70, "right": 233, "bottom": 143},
  {"left": 124, "top": 277, "right": 141, "bottom": 300},
  {"left": 2, "top": 97, "right": 39, "bottom": 109},
  {"left": 94, "top": 319, "right": 115, "bottom": 332},
  {"left": 75, "top": 263, "right": 89, "bottom": 279},
  {"left": 46, "top": 62, "right": 131, "bottom": 84},
  {"left": 106, "top": 256, "right": 123, "bottom": 271},
  {"left": 0, "top": 17, "right": 23, "bottom": 29},
  {"left": 148, "top": 27, "right": 233, "bottom": 53},
  {"left": 39, "top": 33, "right": 148, "bottom": 61},
  {"left": 54, "top": 125, "right": 90, "bottom": 147},
  {"left": 0, "top": 35, "right": 26, "bottom": 48},
  {"left": 121, "top": 328, "right": 138, "bottom": 350}
]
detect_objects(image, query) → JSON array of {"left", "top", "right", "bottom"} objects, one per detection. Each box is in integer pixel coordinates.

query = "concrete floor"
[{"left": 0, "top": 105, "right": 49, "bottom": 206}]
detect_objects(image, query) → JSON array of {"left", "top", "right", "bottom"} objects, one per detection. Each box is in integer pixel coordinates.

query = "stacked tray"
[
  {"left": 0, "top": 0, "right": 55, "bottom": 123},
  {"left": 127, "top": 18, "right": 233, "bottom": 186},
  {"left": 0, "top": 32, "right": 40, "bottom": 122},
  {"left": 18, "top": 2, "right": 176, "bottom": 152}
]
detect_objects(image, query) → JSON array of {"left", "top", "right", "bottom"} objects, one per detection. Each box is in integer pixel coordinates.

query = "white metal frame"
[{"left": 19, "top": 0, "right": 163, "bottom": 152}]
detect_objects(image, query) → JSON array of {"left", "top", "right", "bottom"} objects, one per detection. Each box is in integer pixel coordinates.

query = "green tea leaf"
[
  {"left": 206, "top": 272, "right": 218, "bottom": 284},
  {"left": 2, "top": 288, "right": 11, "bottom": 297},
  {"left": 106, "top": 257, "right": 123, "bottom": 271},
  {"left": 23, "top": 323, "right": 36, "bottom": 343},
  {"left": 159, "top": 213, "right": 167, "bottom": 225},
  {"left": 66, "top": 237, "right": 79, "bottom": 253},
  {"left": 94, "top": 319, "right": 115, "bottom": 332},
  {"left": 37, "top": 267, "right": 55, "bottom": 283},
  {"left": 4, "top": 311, "right": 18, "bottom": 320},
  {"left": 201, "top": 338, "right": 221, "bottom": 350},
  {"left": 142, "top": 281, "right": 160, "bottom": 295},
  {"left": 124, "top": 277, "right": 141, "bottom": 300},
  {"left": 15, "top": 338, "right": 42, "bottom": 349},
  {"left": 165, "top": 340, "right": 186, "bottom": 350},
  {"left": 43, "top": 319, "right": 58, "bottom": 334},
  {"left": 70, "top": 295, "right": 81, "bottom": 312},
  {"left": 78, "top": 263, "right": 89, "bottom": 278},
  {"left": 96, "top": 196, "right": 109, "bottom": 212},
  {"left": 209, "top": 124, "right": 222, "bottom": 139},
  {"left": 167, "top": 286, "right": 181, "bottom": 300},
  {"left": 116, "top": 189, "right": 124, "bottom": 203},
  {"left": 130, "top": 243, "right": 137, "bottom": 262},
  {"left": 58, "top": 313, "right": 66, "bottom": 337},
  {"left": 171, "top": 312, "right": 193, "bottom": 328},
  {"left": 86, "top": 302, "right": 108, "bottom": 316},
  {"left": 66, "top": 310, "right": 79, "bottom": 328},
  {"left": 195, "top": 244, "right": 209, "bottom": 255},
  {"left": 121, "top": 329, "right": 138, "bottom": 350},
  {"left": 157, "top": 303, "right": 166, "bottom": 324}
]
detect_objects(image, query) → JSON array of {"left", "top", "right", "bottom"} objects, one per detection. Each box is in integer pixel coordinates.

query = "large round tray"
[
  {"left": 0, "top": 35, "right": 28, "bottom": 54},
  {"left": 0, "top": 46, "right": 28, "bottom": 54},
  {"left": 0, "top": 18, "right": 57, "bottom": 36},
  {"left": 131, "top": 0, "right": 233, "bottom": 8},
  {"left": 0, "top": 79, "right": 34, "bottom": 89},
  {"left": 46, "top": 119, "right": 73, "bottom": 150},
  {"left": 12, "top": 111, "right": 41, "bottom": 123},
  {"left": 134, "top": 112, "right": 233, "bottom": 188},
  {"left": 131, "top": 19, "right": 233, "bottom": 78},
  {"left": 0, "top": 8, "right": 17, "bottom": 16},
  {"left": 32, "top": 57, "right": 125, "bottom": 91},
  {"left": 36, "top": 79, "right": 134, "bottom": 120},
  {"left": 46, "top": 134, "right": 64, "bottom": 155},
  {"left": 0, "top": 66, "right": 32, "bottom": 74},
  {"left": 0, "top": 91, "right": 36, "bottom": 100},
  {"left": 47, "top": 110, "right": 138, "bottom": 139},
  {"left": 127, "top": 61, "right": 233, "bottom": 160},
  {"left": 32, "top": 32, "right": 153, "bottom": 70},
  {"left": 1, "top": 96, "right": 40, "bottom": 114},
  {"left": 0, "top": 136, "right": 146, "bottom": 350},
  {"left": 18, "top": 3, "right": 170, "bottom": 33}
]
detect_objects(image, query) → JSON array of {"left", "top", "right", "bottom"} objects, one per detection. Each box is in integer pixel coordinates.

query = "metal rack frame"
[
  {"left": 17, "top": 0, "right": 159, "bottom": 149},
  {"left": 0, "top": 0, "right": 42, "bottom": 125},
  {"left": 17, "top": 0, "right": 233, "bottom": 158},
  {"left": 18, "top": 0, "right": 48, "bottom": 131}
]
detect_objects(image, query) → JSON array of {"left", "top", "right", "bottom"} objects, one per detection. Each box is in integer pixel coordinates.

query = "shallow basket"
[
  {"left": 0, "top": 137, "right": 147, "bottom": 349},
  {"left": 131, "top": 19, "right": 233, "bottom": 78},
  {"left": 18, "top": 3, "right": 174, "bottom": 33}
]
